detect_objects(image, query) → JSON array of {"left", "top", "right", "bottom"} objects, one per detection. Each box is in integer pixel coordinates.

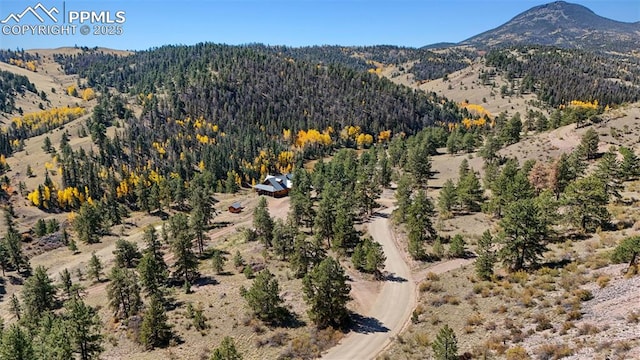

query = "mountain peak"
[{"left": 460, "top": 1, "right": 640, "bottom": 52}]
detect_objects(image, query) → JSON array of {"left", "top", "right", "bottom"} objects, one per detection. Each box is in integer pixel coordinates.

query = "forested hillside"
[
  {"left": 0, "top": 49, "right": 42, "bottom": 115},
  {"left": 265, "top": 45, "right": 475, "bottom": 82},
  {"left": 484, "top": 46, "right": 640, "bottom": 107},
  {"left": 50, "top": 44, "right": 463, "bottom": 192},
  {"left": 0, "top": 70, "right": 38, "bottom": 114}
]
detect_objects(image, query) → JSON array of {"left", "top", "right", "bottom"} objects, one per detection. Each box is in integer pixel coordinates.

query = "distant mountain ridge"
[{"left": 459, "top": 1, "right": 640, "bottom": 52}]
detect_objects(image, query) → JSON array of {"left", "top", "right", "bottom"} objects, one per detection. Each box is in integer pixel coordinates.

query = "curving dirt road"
[
  {"left": 322, "top": 206, "right": 473, "bottom": 360},
  {"left": 322, "top": 206, "right": 414, "bottom": 360}
]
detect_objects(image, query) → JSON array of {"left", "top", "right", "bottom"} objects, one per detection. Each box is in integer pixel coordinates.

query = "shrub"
[
  {"left": 466, "top": 313, "right": 484, "bottom": 326},
  {"left": 505, "top": 346, "right": 530, "bottom": 360},
  {"left": 595, "top": 275, "right": 610, "bottom": 288},
  {"left": 573, "top": 289, "right": 593, "bottom": 302},
  {"left": 425, "top": 272, "right": 440, "bottom": 281},
  {"left": 534, "top": 343, "right": 573, "bottom": 360},
  {"left": 509, "top": 270, "right": 529, "bottom": 285},
  {"left": 567, "top": 310, "right": 582, "bottom": 321},
  {"left": 419, "top": 280, "right": 443, "bottom": 293},
  {"left": 577, "top": 323, "right": 599, "bottom": 336},
  {"left": 413, "top": 332, "right": 430, "bottom": 347},
  {"left": 559, "top": 321, "right": 574, "bottom": 335},
  {"left": 484, "top": 321, "right": 497, "bottom": 331},
  {"left": 445, "top": 295, "right": 460, "bottom": 305},
  {"left": 484, "top": 334, "right": 508, "bottom": 355}
]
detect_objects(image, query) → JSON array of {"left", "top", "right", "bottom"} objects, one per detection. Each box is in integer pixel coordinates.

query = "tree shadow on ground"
[
  {"left": 536, "top": 258, "right": 573, "bottom": 271},
  {"left": 384, "top": 272, "right": 408, "bottom": 283},
  {"left": 349, "top": 313, "right": 389, "bottom": 334},
  {"left": 268, "top": 307, "right": 306, "bottom": 329},
  {"left": 371, "top": 211, "right": 390, "bottom": 219},
  {"left": 150, "top": 210, "right": 169, "bottom": 220},
  {"left": 8, "top": 274, "right": 23, "bottom": 285},
  {"left": 193, "top": 275, "right": 218, "bottom": 287},
  {"left": 200, "top": 247, "right": 230, "bottom": 260}
]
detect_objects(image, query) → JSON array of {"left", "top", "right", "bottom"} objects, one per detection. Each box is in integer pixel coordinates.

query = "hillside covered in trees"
[
  {"left": 0, "top": 2, "right": 638, "bottom": 356},
  {"left": 484, "top": 46, "right": 640, "bottom": 107},
  {"left": 45, "top": 44, "right": 463, "bottom": 203}
]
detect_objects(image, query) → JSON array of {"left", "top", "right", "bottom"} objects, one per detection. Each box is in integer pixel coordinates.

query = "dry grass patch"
[
  {"left": 577, "top": 323, "right": 600, "bottom": 336},
  {"left": 505, "top": 345, "right": 531, "bottom": 360},
  {"left": 534, "top": 343, "right": 573, "bottom": 360},
  {"left": 627, "top": 310, "right": 640, "bottom": 324},
  {"left": 596, "top": 274, "right": 611, "bottom": 288},
  {"left": 419, "top": 280, "right": 443, "bottom": 293},
  {"left": 281, "top": 327, "right": 343, "bottom": 359},
  {"left": 466, "top": 313, "right": 484, "bottom": 326}
]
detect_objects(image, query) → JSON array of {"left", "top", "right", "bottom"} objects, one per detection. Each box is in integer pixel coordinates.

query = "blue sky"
[{"left": 1, "top": 0, "right": 638, "bottom": 50}]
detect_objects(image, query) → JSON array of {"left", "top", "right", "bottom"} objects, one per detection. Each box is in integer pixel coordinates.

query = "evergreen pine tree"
[
  {"left": 58, "top": 268, "right": 74, "bottom": 299},
  {"left": 499, "top": 198, "right": 550, "bottom": 271},
  {"left": 139, "top": 296, "right": 172, "bottom": 349},
  {"left": 210, "top": 336, "right": 242, "bottom": 360},
  {"left": 64, "top": 297, "right": 103, "bottom": 360},
  {"left": 475, "top": 230, "right": 495, "bottom": 281},
  {"left": 113, "top": 238, "right": 142, "bottom": 269},
  {"left": 432, "top": 324, "right": 458, "bottom": 360},
  {"left": 106, "top": 267, "right": 142, "bottom": 319},
  {"left": 9, "top": 293, "right": 21, "bottom": 320},
  {"left": 407, "top": 190, "right": 436, "bottom": 260},
  {"left": 619, "top": 146, "right": 640, "bottom": 180},
  {"left": 0, "top": 324, "right": 34, "bottom": 360},
  {"left": 22, "top": 265, "right": 56, "bottom": 319},
  {"left": 394, "top": 174, "right": 413, "bottom": 223},
  {"left": 438, "top": 179, "right": 457, "bottom": 217},
  {"left": 449, "top": 234, "right": 466, "bottom": 258},
  {"left": 169, "top": 213, "right": 199, "bottom": 289},
  {"left": 253, "top": 197, "right": 274, "bottom": 248},
  {"left": 211, "top": 251, "right": 226, "bottom": 274},
  {"left": 35, "top": 313, "right": 72, "bottom": 360},
  {"left": 242, "top": 269, "right": 285, "bottom": 323},
  {"left": 302, "top": 257, "right": 351, "bottom": 328},
  {"left": 87, "top": 252, "right": 103, "bottom": 283}
]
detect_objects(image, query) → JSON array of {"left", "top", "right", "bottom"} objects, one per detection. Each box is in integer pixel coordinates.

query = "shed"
[{"left": 228, "top": 202, "right": 243, "bottom": 213}]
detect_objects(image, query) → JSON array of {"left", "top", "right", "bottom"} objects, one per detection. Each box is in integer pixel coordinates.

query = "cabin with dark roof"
[{"left": 253, "top": 174, "right": 293, "bottom": 197}]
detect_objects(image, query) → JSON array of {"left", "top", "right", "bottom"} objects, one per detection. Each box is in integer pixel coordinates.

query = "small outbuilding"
[{"left": 228, "top": 202, "right": 243, "bottom": 213}]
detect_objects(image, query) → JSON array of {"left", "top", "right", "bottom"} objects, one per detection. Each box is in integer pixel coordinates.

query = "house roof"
[
  {"left": 253, "top": 173, "right": 293, "bottom": 192},
  {"left": 265, "top": 174, "right": 293, "bottom": 189},
  {"left": 253, "top": 184, "right": 277, "bottom": 192},
  {"left": 230, "top": 202, "right": 242, "bottom": 209}
]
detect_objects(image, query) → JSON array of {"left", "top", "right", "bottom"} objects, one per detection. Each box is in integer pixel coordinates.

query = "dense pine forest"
[
  {"left": 47, "top": 44, "right": 463, "bottom": 200},
  {"left": 243, "top": 45, "right": 475, "bottom": 82},
  {"left": 484, "top": 46, "right": 640, "bottom": 106}
]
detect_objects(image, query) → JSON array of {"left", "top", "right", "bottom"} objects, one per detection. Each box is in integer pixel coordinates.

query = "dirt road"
[
  {"left": 322, "top": 206, "right": 473, "bottom": 360},
  {"left": 322, "top": 206, "right": 413, "bottom": 360}
]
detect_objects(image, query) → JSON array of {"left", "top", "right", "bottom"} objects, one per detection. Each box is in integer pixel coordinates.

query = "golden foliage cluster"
[
  {"left": 295, "top": 128, "right": 333, "bottom": 148},
  {"left": 460, "top": 102, "right": 493, "bottom": 119},
  {"left": 9, "top": 107, "right": 86, "bottom": 134},
  {"left": 568, "top": 99, "right": 598, "bottom": 110},
  {"left": 9, "top": 58, "right": 37, "bottom": 72},
  {"left": 377, "top": 130, "right": 392, "bottom": 143},
  {"left": 81, "top": 88, "right": 96, "bottom": 101},
  {"left": 461, "top": 117, "right": 488, "bottom": 129}
]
